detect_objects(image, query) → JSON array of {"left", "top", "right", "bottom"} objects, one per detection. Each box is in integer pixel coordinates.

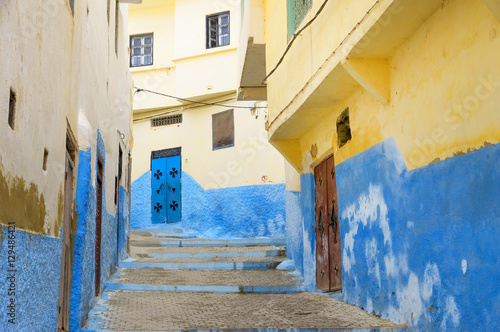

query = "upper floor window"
[
  {"left": 206, "top": 12, "right": 230, "bottom": 49},
  {"left": 130, "top": 33, "right": 153, "bottom": 67},
  {"left": 287, "top": 0, "right": 312, "bottom": 40}
]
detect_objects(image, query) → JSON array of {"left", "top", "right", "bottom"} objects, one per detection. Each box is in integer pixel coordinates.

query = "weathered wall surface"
[
  {"left": 132, "top": 102, "right": 284, "bottom": 189},
  {"left": 0, "top": 0, "right": 133, "bottom": 330},
  {"left": 70, "top": 142, "right": 129, "bottom": 330},
  {"left": 336, "top": 138, "right": 500, "bottom": 331},
  {"left": 284, "top": 174, "right": 316, "bottom": 287},
  {"left": 269, "top": 0, "right": 500, "bottom": 173},
  {"left": 129, "top": 0, "right": 241, "bottom": 113},
  {"left": 131, "top": 171, "right": 286, "bottom": 239},
  {"left": 0, "top": 1, "right": 73, "bottom": 237},
  {"left": 262, "top": 0, "right": 500, "bottom": 330},
  {"left": 0, "top": 227, "right": 62, "bottom": 331},
  {"left": 131, "top": 101, "right": 287, "bottom": 236}
]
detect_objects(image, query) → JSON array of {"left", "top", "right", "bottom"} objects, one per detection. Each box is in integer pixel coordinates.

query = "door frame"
[
  {"left": 57, "top": 129, "right": 77, "bottom": 332},
  {"left": 95, "top": 156, "right": 104, "bottom": 297},
  {"left": 151, "top": 147, "right": 182, "bottom": 223},
  {"left": 314, "top": 154, "right": 342, "bottom": 292}
]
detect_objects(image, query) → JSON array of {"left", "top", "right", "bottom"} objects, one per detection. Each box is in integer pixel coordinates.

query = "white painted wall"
[
  {"left": 0, "top": 0, "right": 133, "bottom": 236},
  {"left": 129, "top": 0, "right": 287, "bottom": 190},
  {"left": 132, "top": 100, "right": 286, "bottom": 189}
]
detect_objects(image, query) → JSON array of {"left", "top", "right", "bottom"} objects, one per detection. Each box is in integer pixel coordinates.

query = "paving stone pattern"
[
  {"left": 88, "top": 292, "right": 402, "bottom": 331},
  {"left": 131, "top": 256, "right": 286, "bottom": 264},
  {"left": 84, "top": 232, "right": 404, "bottom": 331}
]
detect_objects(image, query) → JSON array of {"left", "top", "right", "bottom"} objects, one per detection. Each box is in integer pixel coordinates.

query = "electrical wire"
[
  {"left": 134, "top": 87, "right": 268, "bottom": 109},
  {"left": 266, "top": 0, "right": 381, "bottom": 129},
  {"left": 263, "top": 0, "right": 330, "bottom": 84},
  {"left": 132, "top": 99, "right": 232, "bottom": 122}
]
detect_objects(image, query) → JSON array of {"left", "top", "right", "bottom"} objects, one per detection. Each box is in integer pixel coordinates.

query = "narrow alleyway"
[{"left": 82, "top": 230, "right": 405, "bottom": 331}]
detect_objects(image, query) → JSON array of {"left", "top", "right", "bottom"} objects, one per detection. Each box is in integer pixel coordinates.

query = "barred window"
[
  {"left": 151, "top": 114, "right": 183, "bottom": 128},
  {"left": 130, "top": 33, "right": 153, "bottom": 67},
  {"left": 206, "top": 12, "right": 230, "bottom": 49}
]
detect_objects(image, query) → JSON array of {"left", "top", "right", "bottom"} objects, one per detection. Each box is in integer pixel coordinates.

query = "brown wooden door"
[
  {"left": 95, "top": 158, "right": 103, "bottom": 297},
  {"left": 57, "top": 152, "right": 74, "bottom": 331},
  {"left": 314, "top": 155, "right": 342, "bottom": 291}
]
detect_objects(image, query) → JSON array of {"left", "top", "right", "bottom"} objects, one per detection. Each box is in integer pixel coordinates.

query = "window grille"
[
  {"left": 130, "top": 33, "right": 153, "bottom": 67},
  {"left": 151, "top": 114, "right": 183, "bottom": 128},
  {"left": 206, "top": 12, "right": 230, "bottom": 49}
]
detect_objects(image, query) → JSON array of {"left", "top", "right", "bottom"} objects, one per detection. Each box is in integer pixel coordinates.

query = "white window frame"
[
  {"left": 130, "top": 33, "right": 154, "bottom": 67},
  {"left": 206, "top": 12, "right": 230, "bottom": 49}
]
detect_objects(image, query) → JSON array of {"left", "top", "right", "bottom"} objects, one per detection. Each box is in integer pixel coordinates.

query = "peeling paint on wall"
[
  {"left": 335, "top": 137, "right": 500, "bottom": 331},
  {"left": 0, "top": 227, "right": 62, "bottom": 332},
  {"left": 131, "top": 171, "right": 286, "bottom": 239},
  {"left": 0, "top": 163, "right": 65, "bottom": 238},
  {"left": 0, "top": 166, "right": 50, "bottom": 235}
]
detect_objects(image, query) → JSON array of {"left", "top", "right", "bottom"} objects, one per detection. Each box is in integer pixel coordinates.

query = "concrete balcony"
[
  {"left": 237, "top": 0, "right": 267, "bottom": 101},
  {"left": 266, "top": 0, "right": 443, "bottom": 172}
]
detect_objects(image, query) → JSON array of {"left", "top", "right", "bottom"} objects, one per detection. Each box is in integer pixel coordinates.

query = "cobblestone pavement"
[
  {"left": 113, "top": 269, "right": 298, "bottom": 286},
  {"left": 85, "top": 291, "right": 403, "bottom": 331},
  {"left": 85, "top": 233, "right": 404, "bottom": 331}
]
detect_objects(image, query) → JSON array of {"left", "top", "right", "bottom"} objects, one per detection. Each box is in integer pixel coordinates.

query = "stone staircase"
[{"left": 82, "top": 230, "right": 406, "bottom": 332}]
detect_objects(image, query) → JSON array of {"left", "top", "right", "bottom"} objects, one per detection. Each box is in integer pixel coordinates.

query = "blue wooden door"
[
  {"left": 151, "top": 155, "right": 181, "bottom": 224},
  {"left": 166, "top": 155, "right": 181, "bottom": 222},
  {"left": 152, "top": 158, "right": 167, "bottom": 224}
]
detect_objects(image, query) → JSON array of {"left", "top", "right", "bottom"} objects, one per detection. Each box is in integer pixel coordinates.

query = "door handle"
[
  {"left": 329, "top": 201, "right": 337, "bottom": 243},
  {"left": 318, "top": 210, "right": 324, "bottom": 241}
]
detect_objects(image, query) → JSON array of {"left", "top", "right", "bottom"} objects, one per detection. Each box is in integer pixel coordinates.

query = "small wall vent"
[{"left": 151, "top": 114, "right": 183, "bottom": 128}]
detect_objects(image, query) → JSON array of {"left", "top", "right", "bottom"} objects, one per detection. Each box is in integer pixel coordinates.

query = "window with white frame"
[
  {"left": 206, "top": 12, "right": 230, "bottom": 49},
  {"left": 130, "top": 33, "right": 153, "bottom": 67}
]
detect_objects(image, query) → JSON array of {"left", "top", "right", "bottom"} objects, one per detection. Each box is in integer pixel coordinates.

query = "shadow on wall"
[
  {"left": 336, "top": 137, "right": 500, "bottom": 331},
  {"left": 70, "top": 134, "right": 126, "bottom": 331},
  {"left": 131, "top": 172, "right": 286, "bottom": 239}
]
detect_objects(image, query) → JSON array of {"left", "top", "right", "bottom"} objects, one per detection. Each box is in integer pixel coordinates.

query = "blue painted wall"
[
  {"left": 333, "top": 138, "right": 500, "bottom": 331},
  {"left": 0, "top": 228, "right": 62, "bottom": 332},
  {"left": 131, "top": 171, "right": 286, "bottom": 239},
  {"left": 284, "top": 175, "right": 317, "bottom": 287},
  {"left": 70, "top": 133, "right": 127, "bottom": 331}
]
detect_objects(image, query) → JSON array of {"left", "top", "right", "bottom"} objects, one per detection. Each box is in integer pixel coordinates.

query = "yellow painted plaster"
[{"left": 266, "top": 0, "right": 500, "bottom": 173}]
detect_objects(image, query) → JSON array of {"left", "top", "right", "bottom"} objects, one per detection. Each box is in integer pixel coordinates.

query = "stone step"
[
  {"left": 130, "top": 245, "right": 286, "bottom": 259},
  {"left": 131, "top": 229, "right": 196, "bottom": 239},
  {"left": 105, "top": 268, "right": 304, "bottom": 293},
  {"left": 119, "top": 255, "right": 286, "bottom": 270},
  {"left": 129, "top": 236, "right": 287, "bottom": 248},
  {"left": 82, "top": 291, "right": 406, "bottom": 332}
]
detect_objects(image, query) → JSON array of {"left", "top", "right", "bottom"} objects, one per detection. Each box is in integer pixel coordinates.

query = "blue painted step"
[
  {"left": 118, "top": 259, "right": 285, "bottom": 270},
  {"left": 133, "top": 248, "right": 285, "bottom": 259},
  {"left": 105, "top": 283, "right": 303, "bottom": 294},
  {"left": 156, "top": 238, "right": 287, "bottom": 248}
]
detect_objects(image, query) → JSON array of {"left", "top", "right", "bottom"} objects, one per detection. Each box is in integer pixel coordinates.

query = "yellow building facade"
[
  {"left": 128, "top": 0, "right": 287, "bottom": 238},
  {"left": 241, "top": 0, "right": 500, "bottom": 330}
]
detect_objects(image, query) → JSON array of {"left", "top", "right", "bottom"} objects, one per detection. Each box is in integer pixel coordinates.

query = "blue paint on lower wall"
[
  {"left": 131, "top": 171, "right": 286, "bottom": 239},
  {"left": 284, "top": 175, "right": 316, "bottom": 287},
  {"left": 70, "top": 134, "right": 126, "bottom": 331},
  {"left": 285, "top": 190, "right": 303, "bottom": 274},
  {"left": 0, "top": 228, "right": 62, "bottom": 332},
  {"left": 333, "top": 138, "right": 500, "bottom": 331}
]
